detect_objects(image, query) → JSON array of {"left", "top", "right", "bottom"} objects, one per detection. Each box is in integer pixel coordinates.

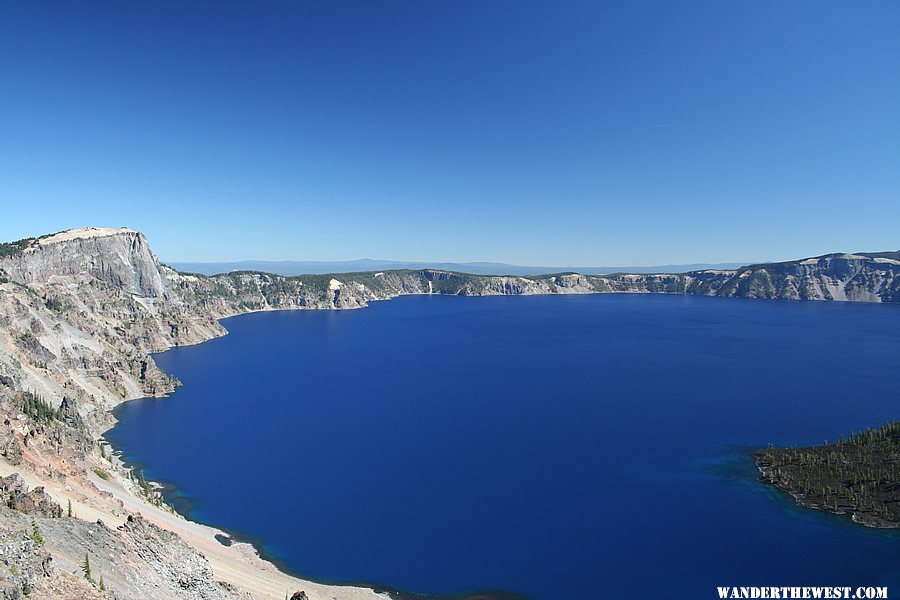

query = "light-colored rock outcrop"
[{"left": 2, "top": 228, "right": 170, "bottom": 300}]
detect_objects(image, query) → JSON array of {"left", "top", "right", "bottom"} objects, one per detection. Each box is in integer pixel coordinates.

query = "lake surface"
[{"left": 107, "top": 294, "right": 900, "bottom": 599}]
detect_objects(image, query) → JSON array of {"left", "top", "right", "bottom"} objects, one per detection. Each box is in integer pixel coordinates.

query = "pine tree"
[
  {"left": 67, "top": 499, "right": 73, "bottom": 518},
  {"left": 82, "top": 553, "right": 94, "bottom": 584},
  {"left": 99, "top": 574, "right": 105, "bottom": 591},
  {"left": 30, "top": 519, "right": 43, "bottom": 545}
]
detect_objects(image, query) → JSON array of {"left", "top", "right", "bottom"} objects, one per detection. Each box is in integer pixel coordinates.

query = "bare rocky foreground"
[
  {"left": 0, "top": 472, "right": 248, "bottom": 599},
  {"left": 0, "top": 228, "right": 897, "bottom": 599}
]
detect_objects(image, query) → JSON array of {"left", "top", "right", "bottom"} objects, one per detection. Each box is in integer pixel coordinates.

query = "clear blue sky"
[{"left": 1, "top": 1, "right": 898, "bottom": 265}]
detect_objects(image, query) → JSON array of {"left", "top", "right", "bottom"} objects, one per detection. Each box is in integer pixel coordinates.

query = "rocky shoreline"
[{"left": 0, "top": 227, "right": 898, "bottom": 598}]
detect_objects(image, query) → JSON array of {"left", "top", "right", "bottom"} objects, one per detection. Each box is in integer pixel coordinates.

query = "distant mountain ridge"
[
  {"left": 1, "top": 229, "right": 897, "bottom": 305},
  {"left": 169, "top": 258, "right": 751, "bottom": 277}
]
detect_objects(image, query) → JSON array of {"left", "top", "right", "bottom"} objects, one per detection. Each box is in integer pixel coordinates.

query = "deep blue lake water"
[{"left": 107, "top": 294, "right": 900, "bottom": 600}]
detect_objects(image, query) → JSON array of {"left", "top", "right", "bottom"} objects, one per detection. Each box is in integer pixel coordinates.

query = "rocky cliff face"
[
  {"left": 0, "top": 227, "right": 896, "bottom": 599},
  {"left": 1, "top": 229, "right": 895, "bottom": 436},
  {"left": 1, "top": 228, "right": 170, "bottom": 300},
  {"left": 0, "top": 229, "right": 232, "bottom": 438},
  {"left": 175, "top": 254, "right": 898, "bottom": 307},
  {"left": 0, "top": 228, "right": 895, "bottom": 442},
  {"left": 714, "top": 253, "right": 899, "bottom": 302}
]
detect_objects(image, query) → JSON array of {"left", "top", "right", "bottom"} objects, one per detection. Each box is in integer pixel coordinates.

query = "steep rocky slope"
[
  {"left": 167, "top": 251, "right": 899, "bottom": 313},
  {"left": 0, "top": 227, "right": 896, "bottom": 599},
  {"left": 0, "top": 229, "right": 169, "bottom": 299},
  {"left": 0, "top": 230, "right": 391, "bottom": 599},
  {"left": 0, "top": 473, "right": 250, "bottom": 600}
]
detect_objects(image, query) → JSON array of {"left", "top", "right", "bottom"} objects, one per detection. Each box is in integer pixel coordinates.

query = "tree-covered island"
[{"left": 754, "top": 422, "right": 900, "bottom": 528}]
